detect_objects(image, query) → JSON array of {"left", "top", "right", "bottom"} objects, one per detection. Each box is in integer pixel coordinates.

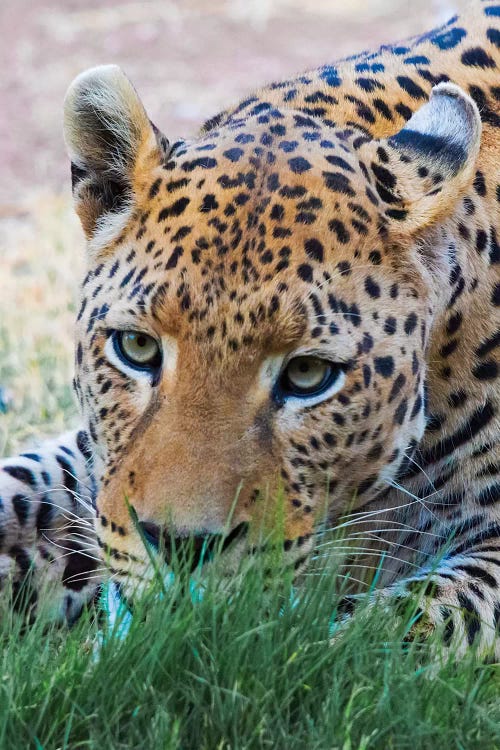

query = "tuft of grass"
[{"left": 1, "top": 553, "right": 500, "bottom": 750}]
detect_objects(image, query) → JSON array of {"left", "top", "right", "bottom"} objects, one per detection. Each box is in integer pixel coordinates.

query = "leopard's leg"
[
  {"left": 340, "top": 534, "right": 500, "bottom": 659},
  {"left": 0, "top": 428, "right": 101, "bottom": 623}
]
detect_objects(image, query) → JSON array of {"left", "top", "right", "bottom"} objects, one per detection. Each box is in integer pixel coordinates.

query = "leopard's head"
[{"left": 66, "top": 66, "right": 481, "bottom": 596}]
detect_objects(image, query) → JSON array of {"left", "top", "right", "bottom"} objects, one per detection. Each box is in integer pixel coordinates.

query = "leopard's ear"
[
  {"left": 64, "top": 65, "right": 169, "bottom": 245},
  {"left": 360, "top": 83, "right": 482, "bottom": 235}
]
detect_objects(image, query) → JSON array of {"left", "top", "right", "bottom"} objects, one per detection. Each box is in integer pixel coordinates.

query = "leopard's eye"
[
  {"left": 279, "top": 356, "right": 341, "bottom": 399},
  {"left": 113, "top": 331, "right": 162, "bottom": 371}
]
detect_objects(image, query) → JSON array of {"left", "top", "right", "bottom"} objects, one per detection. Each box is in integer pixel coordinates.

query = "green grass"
[
  {"left": 2, "top": 553, "right": 500, "bottom": 750},
  {"left": 1, "top": 197, "right": 500, "bottom": 749}
]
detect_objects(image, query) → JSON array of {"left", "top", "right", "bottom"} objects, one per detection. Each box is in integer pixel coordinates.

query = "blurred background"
[
  {"left": 1, "top": 0, "right": 466, "bottom": 202},
  {"left": 0, "top": 0, "right": 465, "bottom": 450}
]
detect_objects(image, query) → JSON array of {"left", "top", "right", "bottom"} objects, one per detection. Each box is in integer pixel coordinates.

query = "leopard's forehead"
[
  {"left": 90, "top": 110, "right": 388, "bottom": 355},
  {"left": 142, "top": 109, "right": 375, "bottom": 280}
]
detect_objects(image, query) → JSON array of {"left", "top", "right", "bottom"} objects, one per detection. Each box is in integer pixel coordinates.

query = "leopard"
[{"left": 0, "top": 0, "right": 499, "bottom": 655}]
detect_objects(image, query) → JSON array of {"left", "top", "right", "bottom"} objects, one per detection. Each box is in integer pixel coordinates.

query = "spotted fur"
[{"left": 1, "top": 1, "right": 499, "bottom": 654}]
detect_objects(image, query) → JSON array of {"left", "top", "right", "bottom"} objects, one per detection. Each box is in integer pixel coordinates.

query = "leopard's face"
[{"left": 67, "top": 67, "right": 481, "bottom": 595}]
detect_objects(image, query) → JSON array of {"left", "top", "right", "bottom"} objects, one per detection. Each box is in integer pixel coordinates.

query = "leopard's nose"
[{"left": 138, "top": 521, "right": 249, "bottom": 571}]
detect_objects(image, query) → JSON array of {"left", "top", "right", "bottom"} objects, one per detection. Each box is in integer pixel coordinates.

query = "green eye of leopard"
[
  {"left": 114, "top": 331, "right": 162, "bottom": 370},
  {"left": 280, "top": 357, "right": 339, "bottom": 398}
]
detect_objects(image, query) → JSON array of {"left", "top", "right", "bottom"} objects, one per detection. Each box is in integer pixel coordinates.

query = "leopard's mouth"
[
  {"left": 137, "top": 520, "right": 250, "bottom": 572},
  {"left": 97, "top": 514, "right": 314, "bottom": 623},
  {"left": 98, "top": 521, "right": 251, "bottom": 638},
  {"left": 97, "top": 519, "right": 317, "bottom": 646}
]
